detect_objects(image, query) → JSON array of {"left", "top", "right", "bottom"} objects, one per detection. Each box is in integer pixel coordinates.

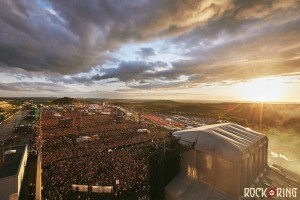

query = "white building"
[{"left": 0, "top": 145, "right": 28, "bottom": 200}]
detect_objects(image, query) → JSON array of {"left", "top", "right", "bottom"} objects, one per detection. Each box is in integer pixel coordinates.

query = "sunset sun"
[{"left": 239, "top": 77, "right": 286, "bottom": 102}]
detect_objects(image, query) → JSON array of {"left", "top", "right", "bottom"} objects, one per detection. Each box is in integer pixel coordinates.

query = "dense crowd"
[{"left": 41, "top": 108, "right": 171, "bottom": 199}]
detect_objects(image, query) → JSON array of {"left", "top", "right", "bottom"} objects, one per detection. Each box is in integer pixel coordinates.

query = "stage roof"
[{"left": 173, "top": 123, "right": 267, "bottom": 161}]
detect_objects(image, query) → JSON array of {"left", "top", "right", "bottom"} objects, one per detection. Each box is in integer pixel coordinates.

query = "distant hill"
[
  {"left": 143, "top": 100, "right": 180, "bottom": 106},
  {"left": 52, "top": 97, "right": 75, "bottom": 105},
  {"left": 52, "top": 97, "right": 90, "bottom": 105}
]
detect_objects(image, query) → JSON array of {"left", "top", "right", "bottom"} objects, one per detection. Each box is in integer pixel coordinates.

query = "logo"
[
  {"left": 267, "top": 188, "right": 276, "bottom": 198},
  {"left": 244, "top": 187, "right": 298, "bottom": 198}
]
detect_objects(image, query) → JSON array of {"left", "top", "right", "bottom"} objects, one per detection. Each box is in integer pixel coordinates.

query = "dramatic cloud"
[
  {"left": 0, "top": 81, "right": 67, "bottom": 92},
  {"left": 0, "top": 0, "right": 235, "bottom": 74},
  {"left": 92, "top": 61, "right": 169, "bottom": 81},
  {"left": 0, "top": 0, "right": 300, "bottom": 100}
]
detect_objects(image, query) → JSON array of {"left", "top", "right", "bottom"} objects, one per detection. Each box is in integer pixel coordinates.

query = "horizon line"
[{"left": 0, "top": 96, "right": 299, "bottom": 104}]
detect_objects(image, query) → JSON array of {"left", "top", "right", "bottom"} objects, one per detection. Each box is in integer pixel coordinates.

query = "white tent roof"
[
  {"left": 4, "top": 149, "right": 16, "bottom": 155},
  {"left": 77, "top": 136, "right": 91, "bottom": 142},
  {"left": 88, "top": 104, "right": 101, "bottom": 110},
  {"left": 79, "top": 136, "right": 91, "bottom": 140},
  {"left": 53, "top": 113, "right": 61, "bottom": 117},
  {"left": 173, "top": 123, "right": 267, "bottom": 161}
]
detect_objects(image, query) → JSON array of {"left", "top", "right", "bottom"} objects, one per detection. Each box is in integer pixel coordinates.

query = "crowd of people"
[{"left": 41, "top": 107, "right": 172, "bottom": 199}]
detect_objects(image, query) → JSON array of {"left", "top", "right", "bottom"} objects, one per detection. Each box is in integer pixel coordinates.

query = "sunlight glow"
[{"left": 239, "top": 77, "right": 287, "bottom": 102}]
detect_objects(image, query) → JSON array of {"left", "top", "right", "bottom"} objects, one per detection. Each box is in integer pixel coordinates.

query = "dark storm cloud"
[
  {"left": 0, "top": 0, "right": 100, "bottom": 74},
  {"left": 0, "top": 0, "right": 234, "bottom": 74}
]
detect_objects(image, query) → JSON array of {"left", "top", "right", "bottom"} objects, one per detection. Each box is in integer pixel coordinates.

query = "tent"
[
  {"left": 88, "top": 104, "right": 101, "bottom": 110},
  {"left": 91, "top": 186, "right": 113, "bottom": 193},
  {"left": 166, "top": 123, "right": 268, "bottom": 200},
  {"left": 4, "top": 150, "right": 16, "bottom": 155},
  {"left": 72, "top": 184, "right": 88, "bottom": 192},
  {"left": 76, "top": 136, "right": 92, "bottom": 142},
  {"left": 53, "top": 113, "right": 62, "bottom": 117},
  {"left": 137, "top": 129, "right": 151, "bottom": 133}
]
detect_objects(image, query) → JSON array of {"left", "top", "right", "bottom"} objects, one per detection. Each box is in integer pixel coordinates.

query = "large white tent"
[{"left": 166, "top": 123, "right": 268, "bottom": 200}]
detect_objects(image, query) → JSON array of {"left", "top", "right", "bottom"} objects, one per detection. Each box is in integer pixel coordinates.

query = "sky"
[{"left": 0, "top": 0, "right": 300, "bottom": 102}]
